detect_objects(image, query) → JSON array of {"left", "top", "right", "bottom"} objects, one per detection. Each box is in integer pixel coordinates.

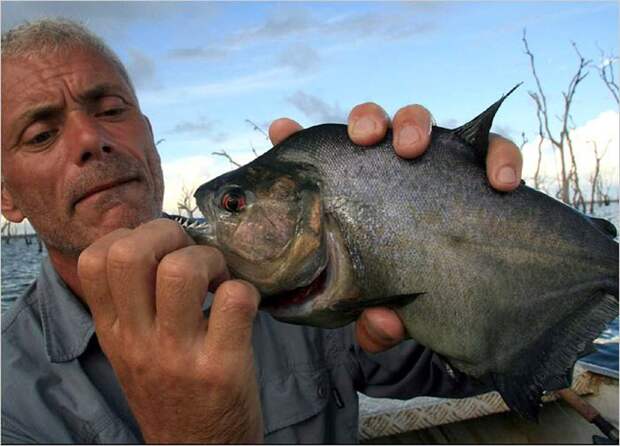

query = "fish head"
[{"left": 194, "top": 160, "right": 360, "bottom": 327}]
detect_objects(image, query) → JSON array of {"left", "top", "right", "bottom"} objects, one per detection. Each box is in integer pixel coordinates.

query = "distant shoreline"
[{"left": 2, "top": 234, "right": 38, "bottom": 240}]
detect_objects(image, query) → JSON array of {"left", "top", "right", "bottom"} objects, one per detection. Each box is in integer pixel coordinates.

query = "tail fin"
[{"left": 491, "top": 291, "right": 618, "bottom": 421}]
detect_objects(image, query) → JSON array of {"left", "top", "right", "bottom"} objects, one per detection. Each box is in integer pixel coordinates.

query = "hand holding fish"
[
  {"left": 268, "top": 102, "right": 523, "bottom": 353},
  {"left": 77, "top": 219, "right": 264, "bottom": 443}
]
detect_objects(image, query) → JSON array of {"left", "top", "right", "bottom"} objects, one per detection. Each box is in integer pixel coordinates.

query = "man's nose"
[{"left": 65, "top": 112, "right": 112, "bottom": 164}]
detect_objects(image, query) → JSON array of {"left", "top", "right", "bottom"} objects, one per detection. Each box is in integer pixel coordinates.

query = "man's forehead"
[{"left": 2, "top": 48, "right": 131, "bottom": 102}]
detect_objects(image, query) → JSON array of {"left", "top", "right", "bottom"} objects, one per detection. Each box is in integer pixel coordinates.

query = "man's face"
[{"left": 1, "top": 47, "right": 164, "bottom": 255}]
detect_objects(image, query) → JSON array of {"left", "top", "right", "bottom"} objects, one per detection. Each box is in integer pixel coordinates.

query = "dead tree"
[
  {"left": 176, "top": 185, "right": 198, "bottom": 219},
  {"left": 2, "top": 221, "right": 12, "bottom": 244},
  {"left": 23, "top": 225, "right": 32, "bottom": 245},
  {"left": 596, "top": 45, "right": 619, "bottom": 105},
  {"left": 522, "top": 30, "right": 591, "bottom": 212}
]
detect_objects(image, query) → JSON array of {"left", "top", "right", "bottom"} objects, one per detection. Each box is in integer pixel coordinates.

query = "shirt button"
[{"left": 317, "top": 384, "right": 327, "bottom": 398}]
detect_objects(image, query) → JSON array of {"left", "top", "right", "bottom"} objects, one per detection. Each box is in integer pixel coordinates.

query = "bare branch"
[
  {"left": 245, "top": 119, "right": 269, "bottom": 140},
  {"left": 176, "top": 184, "right": 198, "bottom": 219},
  {"left": 595, "top": 43, "right": 620, "bottom": 104},
  {"left": 212, "top": 150, "right": 242, "bottom": 167}
]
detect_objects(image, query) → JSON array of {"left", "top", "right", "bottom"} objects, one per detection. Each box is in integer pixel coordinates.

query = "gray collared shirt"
[{"left": 2, "top": 257, "right": 487, "bottom": 444}]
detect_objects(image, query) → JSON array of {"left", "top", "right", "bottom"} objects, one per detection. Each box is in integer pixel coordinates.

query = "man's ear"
[{"left": 1, "top": 182, "right": 25, "bottom": 223}]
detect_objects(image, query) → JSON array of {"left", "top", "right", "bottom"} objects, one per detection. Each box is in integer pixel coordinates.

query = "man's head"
[{"left": 1, "top": 19, "right": 164, "bottom": 257}]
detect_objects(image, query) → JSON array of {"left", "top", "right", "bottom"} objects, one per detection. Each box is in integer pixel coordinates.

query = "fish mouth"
[
  {"left": 166, "top": 212, "right": 360, "bottom": 328},
  {"left": 261, "top": 259, "right": 329, "bottom": 310},
  {"left": 259, "top": 215, "right": 360, "bottom": 327}
]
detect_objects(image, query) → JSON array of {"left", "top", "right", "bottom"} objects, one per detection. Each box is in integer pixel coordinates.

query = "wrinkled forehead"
[{"left": 2, "top": 45, "right": 134, "bottom": 105}]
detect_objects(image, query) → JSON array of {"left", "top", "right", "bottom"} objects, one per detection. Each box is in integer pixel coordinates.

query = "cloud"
[
  {"left": 286, "top": 91, "right": 346, "bottom": 123},
  {"left": 169, "top": 117, "right": 215, "bottom": 135},
  {"left": 439, "top": 118, "right": 460, "bottom": 129},
  {"left": 278, "top": 44, "right": 321, "bottom": 74},
  {"left": 139, "top": 67, "right": 303, "bottom": 108},
  {"left": 491, "top": 123, "right": 517, "bottom": 140},
  {"left": 160, "top": 130, "right": 271, "bottom": 214},
  {"left": 167, "top": 46, "right": 229, "bottom": 61},
  {"left": 226, "top": 4, "right": 438, "bottom": 48},
  {"left": 125, "top": 48, "right": 158, "bottom": 90},
  {"left": 225, "top": 7, "right": 313, "bottom": 46},
  {"left": 1, "top": 2, "right": 218, "bottom": 34},
  {"left": 521, "top": 110, "right": 619, "bottom": 197}
]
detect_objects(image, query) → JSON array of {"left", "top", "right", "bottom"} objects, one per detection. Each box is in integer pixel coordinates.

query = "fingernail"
[
  {"left": 397, "top": 124, "right": 420, "bottom": 149},
  {"left": 352, "top": 117, "right": 376, "bottom": 137},
  {"left": 497, "top": 166, "right": 517, "bottom": 185},
  {"left": 428, "top": 114, "right": 436, "bottom": 134}
]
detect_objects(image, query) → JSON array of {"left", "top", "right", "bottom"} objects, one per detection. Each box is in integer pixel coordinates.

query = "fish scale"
[{"left": 188, "top": 86, "right": 618, "bottom": 421}]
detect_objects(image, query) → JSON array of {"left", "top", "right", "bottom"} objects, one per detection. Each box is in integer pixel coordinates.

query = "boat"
[{"left": 358, "top": 334, "right": 619, "bottom": 444}]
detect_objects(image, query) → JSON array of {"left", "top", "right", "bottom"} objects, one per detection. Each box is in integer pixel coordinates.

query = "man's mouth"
[{"left": 73, "top": 177, "right": 140, "bottom": 207}]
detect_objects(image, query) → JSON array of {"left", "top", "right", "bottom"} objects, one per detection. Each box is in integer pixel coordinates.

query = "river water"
[{"left": 1, "top": 204, "right": 618, "bottom": 375}]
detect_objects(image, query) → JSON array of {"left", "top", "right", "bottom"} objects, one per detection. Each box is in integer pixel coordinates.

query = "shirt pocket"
[{"left": 260, "top": 367, "right": 331, "bottom": 436}]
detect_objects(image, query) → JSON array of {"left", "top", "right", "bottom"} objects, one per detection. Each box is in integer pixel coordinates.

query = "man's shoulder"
[
  {"left": 2, "top": 276, "right": 48, "bottom": 377},
  {"left": 2, "top": 280, "right": 42, "bottom": 338}
]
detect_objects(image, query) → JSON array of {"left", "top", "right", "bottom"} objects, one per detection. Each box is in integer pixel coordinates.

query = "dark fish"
[{"left": 178, "top": 85, "right": 619, "bottom": 420}]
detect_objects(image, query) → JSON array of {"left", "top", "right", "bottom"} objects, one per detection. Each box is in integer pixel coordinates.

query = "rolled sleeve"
[{"left": 350, "top": 337, "right": 493, "bottom": 400}]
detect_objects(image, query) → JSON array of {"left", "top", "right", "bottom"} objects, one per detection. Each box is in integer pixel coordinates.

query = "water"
[
  {"left": 1, "top": 204, "right": 618, "bottom": 375},
  {"left": 1, "top": 238, "right": 46, "bottom": 312}
]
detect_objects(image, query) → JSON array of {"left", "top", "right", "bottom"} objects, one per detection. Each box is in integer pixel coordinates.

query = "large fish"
[{"left": 174, "top": 86, "right": 619, "bottom": 420}]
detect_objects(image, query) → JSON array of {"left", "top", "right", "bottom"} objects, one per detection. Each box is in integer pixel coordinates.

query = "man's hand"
[
  {"left": 77, "top": 219, "right": 263, "bottom": 443},
  {"left": 269, "top": 103, "right": 523, "bottom": 353}
]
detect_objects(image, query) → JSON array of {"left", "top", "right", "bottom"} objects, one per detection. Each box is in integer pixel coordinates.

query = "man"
[{"left": 1, "top": 19, "right": 523, "bottom": 443}]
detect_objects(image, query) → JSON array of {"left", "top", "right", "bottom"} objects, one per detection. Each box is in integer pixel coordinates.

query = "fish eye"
[{"left": 220, "top": 188, "right": 246, "bottom": 213}]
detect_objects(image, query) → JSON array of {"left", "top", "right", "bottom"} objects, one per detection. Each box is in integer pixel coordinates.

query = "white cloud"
[
  {"left": 521, "top": 110, "right": 619, "bottom": 197},
  {"left": 139, "top": 67, "right": 306, "bottom": 108},
  {"left": 160, "top": 131, "right": 272, "bottom": 214}
]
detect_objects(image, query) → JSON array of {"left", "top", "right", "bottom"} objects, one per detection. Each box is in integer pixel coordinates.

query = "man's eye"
[
  {"left": 97, "top": 108, "right": 125, "bottom": 118},
  {"left": 27, "top": 130, "right": 57, "bottom": 145}
]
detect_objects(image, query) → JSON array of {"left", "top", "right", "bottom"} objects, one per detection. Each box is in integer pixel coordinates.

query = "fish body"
[{"left": 189, "top": 88, "right": 619, "bottom": 419}]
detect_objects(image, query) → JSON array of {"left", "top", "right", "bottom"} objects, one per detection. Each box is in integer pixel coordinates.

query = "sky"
[{"left": 1, "top": 1, "right": 619, "bottom": 220}]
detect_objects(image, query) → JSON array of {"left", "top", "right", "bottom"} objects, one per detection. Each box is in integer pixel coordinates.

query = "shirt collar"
[{"left": 38, "top": 256, "right": 95, "bottom": 363}]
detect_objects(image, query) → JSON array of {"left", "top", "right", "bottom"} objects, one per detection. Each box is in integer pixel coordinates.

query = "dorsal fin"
[{"left": 452, "top": 83, "right": 522, "bottom": 161}]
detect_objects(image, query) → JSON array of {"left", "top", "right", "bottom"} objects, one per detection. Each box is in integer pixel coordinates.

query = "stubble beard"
[{"left": 11, "top": 152, "right": 165, "bottom": 258}]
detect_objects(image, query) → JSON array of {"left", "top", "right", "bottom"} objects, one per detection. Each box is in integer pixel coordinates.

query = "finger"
[
  {"left": 355, "top": 307, "right": 405, "bottom": 353},
  {"left": 106, "top": 218, "right": 195, "bottom": 334},
  {"left": 392, "top": 104, "right": 433, "bottom": 159},
  {"left": 347, "top": 102, "right": 390, "bottom": 146},
  {"left": 269, "top": 118, "right": 303, "bottom": 145},
  {"left": 156, "top": 245, "right": 230, "bottom": 340},
  {"left": 77, "top": 228, "right": 132, "bottom": 329},
  {"left": 486, "top": 133, "right": 523, "bottom": 192},
  {"left": 205, "top": 280, "right": 260, "bottom": 361}
]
